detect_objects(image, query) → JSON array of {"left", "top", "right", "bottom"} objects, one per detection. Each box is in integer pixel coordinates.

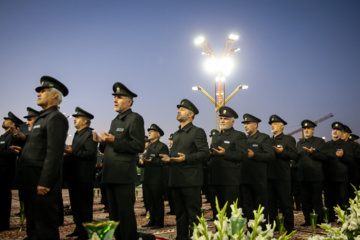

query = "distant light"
[
  {"left": 229, "top": 34, "right": 239, "bottom": 41},
  {"left": 242, "top": 85, "right": 248, "bottom": 89},
  {"left": 201, "top": 52, "right": 206, "bottom": 55},
  {"left": 195, "top": 36, "right": 205, "bottom": 45},
  {"left": 220, "top": 76, "right": 225, "bottom": 82},
  {"left": 322, "top": 136, "right": 326, "bottom": 140},
  {"left": 234, "top": 48, "right": 241, "bottom": 52},
  {"left": 192, "top": 86, "right": 200, "bottom": 91}
]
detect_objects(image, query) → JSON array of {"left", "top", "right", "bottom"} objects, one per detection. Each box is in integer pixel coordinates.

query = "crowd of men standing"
[{"left": 0, "top": 76, "right": 359, "bottom": 240}]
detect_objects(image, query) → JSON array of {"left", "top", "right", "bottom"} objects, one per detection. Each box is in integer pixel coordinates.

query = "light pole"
[{"left": 193, "top": 34, "right": 248, "bottom": 129}]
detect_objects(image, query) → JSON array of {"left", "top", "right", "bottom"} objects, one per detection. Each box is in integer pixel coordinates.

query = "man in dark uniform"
[
  {"left": 141, "top": 124, "right": 169, "bottom": 229},
  {"left": 322, "top": 122, "right": 353, "bottom": 222},
  {"left": 209, "top": 106, "right": 247, "bottom": 217},
  {"left": 64, "top": 107, "right": 98, "bottom": 239},
  {"left": 341, "top": 125, "right": 359, "bottom": 199},
  {"left": 93, "top": 82, "right": 145, "bottom": 240},
  {"left": 240, "top": 114, "right": 275, "bottom": 224},
  {"left": 297, "top": 120, "right": 326, "bottom": 226},
  {"left": 267, "top": 114, "right": 298, "bottom": 232},
  {"left": 160, "top": 99, "right": 209, "bottom": 240},
  {"left": 0, "top": 112, "right": 23, "bottom": 231},
  {"left": 19, "top": 76, "right": 69, "bottom": 239}
]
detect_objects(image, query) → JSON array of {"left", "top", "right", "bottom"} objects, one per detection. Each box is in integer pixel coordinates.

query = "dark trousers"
[
  {"left": 23, "top": 190, "right": 60, "bottom": 240},
  {"left": 143, "top": 184, "right": 151, "bottom": 214},
  {"left": 68, "top": 181, "right": 94, "bottom": 237},
  {"left": 106, "top": 183, "right": 137, "bottom": 240},
  {"left": 172, "top": 186, "right": 201, "bottom": 240},
  {"left": 100, "top": 183, "right": 108, "bottom": 209},
  {"left": 301, "top": 181, "right": 323, "bottom": 223},
  {"left": 0, "top": 178, "right": 12, "bottom": 231},
  {"left": 240, "top": 183, "right": 267, "bottom": 226},
  {"left": 211, "top": 185, "right": 239, "bottom": 217},
  {"left": 324, "top": 181, "right": 347, "bottom": 222},
  {"left": 167, "top": 186, "right": 175, "bottom": 213},
  {"left": 267, "top": 180, "right": 294, "bottom": 230},
  {"left": 143, "top": 183, "right": 164, "bottom": 226}
]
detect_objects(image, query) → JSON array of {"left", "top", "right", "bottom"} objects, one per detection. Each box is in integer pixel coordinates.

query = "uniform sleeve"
[
  {"left": 186, "top": 128, "right": 210, "bottom": 163},
  {"left": 38, "top": 113, "right": 68, "bottom": 189},
  {"left": 277, "top": 136, "right": 298, "bottom": 161},
  {"left": 253, "top": 135, "right": 275, "bottom": 162},
  {"left": 224, "top": 132, "right": 247, "bottom": 163},
  {"left": 113, "top": 115, "right": 145, "bottom": 154},
  {"left": 72, "top": 132, "right": 98, "bottom": 161}
]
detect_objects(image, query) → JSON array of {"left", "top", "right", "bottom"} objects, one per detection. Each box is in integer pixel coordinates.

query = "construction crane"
[{"left": 286, "top": 113, "right": 334, "bottom": 137}]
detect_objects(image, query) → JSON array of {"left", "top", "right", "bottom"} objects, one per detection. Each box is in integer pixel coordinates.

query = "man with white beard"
[
  {"left": 321, "top": 122, "right": 354, "bottom": 222},
  {"left": 297, "top": 120, "right": 326, "bottom": 226},
  {"left": 209, "top": 106, "right": 247, "bottom": 217}
]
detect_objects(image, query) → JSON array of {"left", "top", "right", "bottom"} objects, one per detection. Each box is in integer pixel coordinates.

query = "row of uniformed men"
[{"left": 1, "top": 76, "right": 359, "bottom": 240}]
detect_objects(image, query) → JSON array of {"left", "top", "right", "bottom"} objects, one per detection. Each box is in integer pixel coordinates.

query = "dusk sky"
[{"left": 1, "top": 1, "right": 359, "bottom": 145}]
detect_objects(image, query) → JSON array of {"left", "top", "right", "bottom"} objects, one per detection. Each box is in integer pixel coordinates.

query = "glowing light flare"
[
  {"left": 192, "top": 86, "right": 200, "bottom": 91},
  {"left": 242, "top": 85, "right": 248, "bottom": 89},
  {"left": 228, "top": 34, "right": 239, "bottom": 41},
  {"left": 194, "top": 36, "right": 205, "bottom": 45},
  {"left": 204, "top": 58, "right": 234, "bottom": 76}
]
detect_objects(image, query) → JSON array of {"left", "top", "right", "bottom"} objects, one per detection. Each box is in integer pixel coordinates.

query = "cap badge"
[
  {"left": 76, "top": 111, "right": 79, "bottom": 115},
  {"left": 304, "top": 123, "right": 308, "bottom": 126},
  {"left": 272, "top": 118, "right": 274, "bottom": 121},
  {"left": 224, "top": 110, "right": 227, "bottom": 114},
  {"left": 49, "top": 84, "right": 54, "bottom": 87},
  {"left": 41, "top": 81, "right": 44, "bottom": 86},
  {"left": 335, "top": 124, "right": 338, "bottom": 127},
  {"left": 245, "top": 117, "right": 247, "bottom": 121},
  {"left": 116, "top": 87, "right": 120, "bottom": 93},
  {"left": 181, "top": 101, "right": 184, "bottom": 105}
]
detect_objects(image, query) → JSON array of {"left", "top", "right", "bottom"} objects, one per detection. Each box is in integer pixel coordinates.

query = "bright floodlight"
[
  {"left": 229, "top": 34, "right": 239, "bottom": 41},
  {"left": 204, "top": 58, "right": 234, "bottom": 76},
  {"left": 195, "top": 36, "right": 205, "bottom": 45},
  {"left": 192, "top": 86, "right": 200, "bottom": 91},
  {"left": 242, "top": 85, "right": 248, "bottom": 89}
]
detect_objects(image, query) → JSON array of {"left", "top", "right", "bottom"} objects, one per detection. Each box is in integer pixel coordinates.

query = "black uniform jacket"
[
  {"left": 143, "top": 139, "right": 169, "bottom": 185},
  {"left": 168, "top": 122, "right": 209, "bottom": 187},
  {"left": 297, "top": 136, "right": 326, "bottom": 182},
  {"left": 321, "top": 139, "right": 353, "bottom": 182},
  {"left": 240, "top": 131, "right": 275, "bottom": 185},
  {"left": 100, "top": 109, "right": 145, "bottom": 184},
  {"left": 67, "top": 127, "right": 98, "bottom": 184},
  {"left": 19, "top": 106, "right": 69, "bottom": 193},
  {"left": 209, "top": 127, "right": 247, "bottom": 185},
  {"left": 268, "top": 133, "right": 298, "bottom": 181},
  {"left": 0, "top": 130, "right": 18, "bottom": 180}
]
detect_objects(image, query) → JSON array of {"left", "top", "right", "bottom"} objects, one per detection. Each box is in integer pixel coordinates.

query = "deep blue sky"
[{"left": 1, "top": 1, "right": 359, "bottom": 144}]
